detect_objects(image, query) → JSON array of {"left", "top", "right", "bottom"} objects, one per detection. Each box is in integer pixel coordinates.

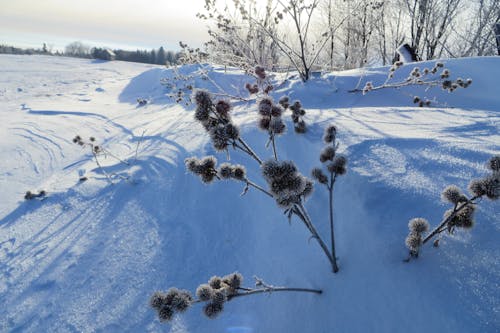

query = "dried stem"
[
  {"left": 271, "top": 134, "right": 278, "bottom": 161},
  {"left": 348, "top": 79, "right": 443, "bottom": 93},
  {"left": 92, "top": 150, "right": 115, "bottom": 185},
  {"left": 328, "top": 172, "right": 339, "bottom": 273},
  {"left": 237, "top": 138, "right": 263, "bottom": 165},
  {"left": 246, "top": 180, "right": 273, "bottom": 198},
  {"left": 134, "top": 129, "right": 146, "bottom": 163},
  {"left": 296, "top": 202, "right": 335, "bottom": 269}
]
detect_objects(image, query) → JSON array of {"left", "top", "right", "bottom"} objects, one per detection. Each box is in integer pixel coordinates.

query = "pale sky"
[{"left": 0, "top": 0, "right": 215, "bottom": 51}]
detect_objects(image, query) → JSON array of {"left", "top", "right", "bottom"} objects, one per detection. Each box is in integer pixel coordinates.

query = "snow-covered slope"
[{"left": 0, "top": 54, "right": 498, "bottom": 332}]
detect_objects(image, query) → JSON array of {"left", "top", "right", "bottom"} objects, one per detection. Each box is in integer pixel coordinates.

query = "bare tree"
[
  {"left": 402, "top": 0, "right": 463, "bottom": 60},
  {"left": 197, "top": 0, "right": 280, "bottom": 69},
  {"left": 455, "top": 0, "right": 500, "bottom": 57}
]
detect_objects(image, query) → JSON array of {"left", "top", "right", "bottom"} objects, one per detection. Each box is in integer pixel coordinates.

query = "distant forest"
[{"left": 0, "top": 42, "right": 181, "bottom": 65}]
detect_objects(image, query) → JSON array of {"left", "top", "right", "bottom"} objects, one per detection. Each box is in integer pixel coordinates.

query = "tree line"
[{"left": 0, "top": 41, "right": 182, "bottom": 66}]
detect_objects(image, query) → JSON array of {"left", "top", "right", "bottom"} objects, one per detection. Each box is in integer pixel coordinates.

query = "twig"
[
  {"left": 246, "top": 180, "right": 273, "bottom": 198},
  {"left": 134, "top": 129, "right": 146, "bottom": 163}
]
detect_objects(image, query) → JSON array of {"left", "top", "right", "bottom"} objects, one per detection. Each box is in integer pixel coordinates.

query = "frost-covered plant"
[
  {"left": 72, "top": 135, "right": 131, "bottom": 184},
  {"left": 404, "top": 156, "right": 499, "bottom": 260},
  {"left": 311, "top": 125, "right": 347, "bottom": 273},
  {"left": 245, "top": 65, "right": 274, "bottom": 96},
  {"left": 353, "top": 61, "right": 472, "bottom": 107},
  {"left": 249, "top": 66, "right": 308, "bottom": 143},
  {"left": 150, "top": 272, "right": 321, "bottom": 323},
  {"left": 187, "top": 89, "right": 339, "bottom": 272}
]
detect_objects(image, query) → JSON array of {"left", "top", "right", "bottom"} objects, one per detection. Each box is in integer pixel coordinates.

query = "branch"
[{"left": 422, "top": 196, "right": 479, "bottom": 244}]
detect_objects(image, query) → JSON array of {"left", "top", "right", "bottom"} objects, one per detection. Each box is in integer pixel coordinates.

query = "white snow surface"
[{"left": 0, "top": 54, "right": 499, "bottom": 332}]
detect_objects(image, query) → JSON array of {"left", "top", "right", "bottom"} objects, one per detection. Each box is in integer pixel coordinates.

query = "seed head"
[
  {"left": 311, "top": 167, "right": 328, "bottom": 184},
  {"left": 271, "top": 105, "right": 283, "bottom": 117},
  {"left": 218, "top": 163, "right": 233, "bottom": 179},
  {"left": 158, "top": 305, "right": 174, "bottom": 322},
  {"left": 209, "top": 276, "right": 223, "bottom": 290},
  {"left": 195, "top": 105, "right": 211, "bottom": 122},
  {"left": 275, "top": 194, "right": 300, "bottom": 208},
  {"left": 211, "top": 290, "right": 227, "bottom": 305},
  {"left": 487, "top": 155, "right": 500, "bottom": 172},
  {"left": 185, "top": 157, "right": 200, "bottom": 174},
  {"left": 215, "top": 100, "right": 231, "bottom": 117},
  {"left": 405, "top": 233, "right": 421, "bottom": 252},
  {"left": 212, "top": 137, "right": 228, "bottom": 151},
  {"left": 261, "top": 160, "right": 280, "bottom": 180},
  {"left": 196, "top": 284, "right": 214, "bottom": 302},
  {"left": 301, "top": 178, "right": 314, "bottom": 198},
  {"left": 258, "top": 97, "right": 273, "bottom": 116},
  {"left": 294, "top": 120, "right": 306, "bottom": 133},
  {"left": 441, "top": 185, "right": 466, "bottom": 204},
  {"left": 323, "top": 125, "right": 337, "bottom": 143},
  {"left": 150, "top": 291, "right": 167, "bottom": 310},
  {"left": 290, "top": 101, "right": 302, "bottom": 113},
  {"left": 224, "top": 123, "right": 240, "bottom": 139},
  {"left": 270, "top": 117, "right": 286, "bottom": 135},
  {"left": 328, "top": 155, "right": 347, "bottom": 175},
  {"left": 222, "top": 272, "right": 243, "bottom": 291},
  {"left": 232, "top": 165, "right": 246, "bottom": 180},
  {"left": 171, "top": 290, "right": 193, "bottom": 312},
  {"left": 203, "top": 302, "right": 224, "bottom": 319},
  {"left": 320, "top": 146, "right": 336, "bottom": 162},
  {"left": 279, "top": 96, "right": 290, "bottom": 109},
  {"left": 482, "top": 175, "right": 499, "bottom": 200},
  {"left": 444, "top": 204, "right": 476, "bottom": 228},
  {"left": 408, "top": 218, "right": 430, "bottom": 234},
  {"left": 255, "top": 65, "right": 266, "bottom": 79},
  {"left": 258, "top": 117, "right": 270, "bottom": 131},
  {"left": 194, "top": 89, "right": 212, "bottom": 108},
  {"left": 201, "top": 156, "right": 217, "bottom": 170},
  {"left": 468, "top": 178, "right": 486, "bottom": 197}
]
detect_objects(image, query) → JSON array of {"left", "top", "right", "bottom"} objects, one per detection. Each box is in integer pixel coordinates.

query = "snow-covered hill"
[{"left": 0, "top": 54, "right": 498, "bottom": 332}]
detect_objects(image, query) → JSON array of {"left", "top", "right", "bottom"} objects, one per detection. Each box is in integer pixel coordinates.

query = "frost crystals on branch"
[
  {"left": 150, "top": 272, "right": 321, "bottom": 323},
  {"left": 404, "top": 156, "right": 499, "bottom": 261},
  {"left": 351, "top": 61, "right": 472, "bottom": 107}
]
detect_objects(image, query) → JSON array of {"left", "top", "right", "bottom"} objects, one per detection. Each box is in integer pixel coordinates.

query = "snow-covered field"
[{"left": 0, "top": 54, "right": 498, "bottom": 332}]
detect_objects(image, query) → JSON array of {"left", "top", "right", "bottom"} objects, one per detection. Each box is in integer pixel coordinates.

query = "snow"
[{"left": 0, "top": 54, "right": 499, "bottom": 332}]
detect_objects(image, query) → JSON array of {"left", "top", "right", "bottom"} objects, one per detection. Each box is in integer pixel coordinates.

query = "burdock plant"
[
  {"left": 311, "top": 125, "right": 347, "bottom": 273},
  {"left": 404, "top": 156, "right": 499, "bottom": 260},
  {"left": 187, "top": 88, "right": 340, "bottom": 272},
  {"left": 150, "top": 272, "right": 321, "bottom": 323},
  {"left": 72, "top": 135, "right": 131, "bottom": 184}
]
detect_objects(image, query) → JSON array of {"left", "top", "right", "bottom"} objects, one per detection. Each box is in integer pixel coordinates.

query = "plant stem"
[
  {"left": 422, "top": 196, "right": 479, "bottom": 244},
  {"left": 297, "top": 202, "right": 335, "bottom": 269},
  {"left": 348, "top": 79, "right": 442, "bottom": 93},
  {"left": 246, "top": 180, "right": 273, "bottom": 198},
  {"left": 271, "top": 134, "right": 278, "bottom": 161},
  {"left": 192, "top": 285, "right": 322, "bottom": 305},
  {"left": 92, "top": 150, "right": 115, "bottom": 185},
  {"left": 328, "top": 173, "right": 339, "bottom": 273},
  {"left": 231, "top": 286, "right": 322, "bottom": 298},
  {"left": 238, "top": 138, "right": 263, "bottom": 165}
]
